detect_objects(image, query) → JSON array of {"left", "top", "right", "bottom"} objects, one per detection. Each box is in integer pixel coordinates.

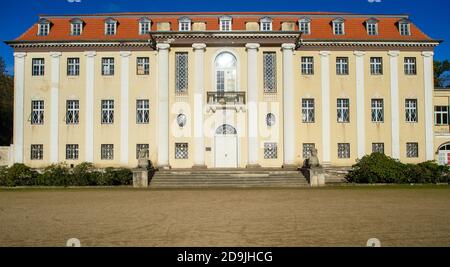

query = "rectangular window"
[
  {"left": 264, "top": 143, "right": 278, "bottom": 159},
  {"left": 301, "top": 57, "right": 314, "bottom": 75},
  {"left": 372, "top": 143, "right": 385, "bottom": 154},
  {"left": 404, "top": 57, "right": 417, "bottom": 75},
  {"left": 71, "top": 23, "right": 82, "bottom": 36},
  {"left": 263, "top": 52, "right": 277, "bottom": 93},
  {"left": 179, "top": 22, "right": 190, "bottom": 31},
  {"left": 333, "top": 22, "right": 344, "bottom": 35},
  {"left": 302, "top": 143, "right": 315, "bottom": 159},
  {"left": 32, "top": 58, "right": 45, "bottom": 76},
  {"left": 261, "top": 22, "right": 272, "bottom": 31},
  {"left": 302, "top": 99, "right": 315, "bottom": 123},
  {"left": 101, "top": 144, "right": 114, "bottom": 160},
  {"left": 38, "top": 24, "right": 49, "bottom": 36},
  {"left": 338, "top": 143, "right": 350, "bottom": 159},
  {"left": 337, "top": 98, "right": 350, "bottom": 123},
  {"left": 406, "top": 143, "right": 419, "bottom": 158},
  {"left": 137, "top": 57, "right": 150, "bottom": 75},
  {"left": 370, "top": 57, "right": 383, "bottom": 75},
  {"left": 435, "top": 106, "right": 449, "bottom": 125},
  {"left": 136, "top": 99, "right": 149, "bottom": 124},
  {"left": 136, "top": 144, "right": 149, "bottom": 159},
  {"left": 405, "top": 99, "right": 418, "bottom": 123},
  {"left": 102, "top": 58, "right": 114, "bottom": 76},
  {"left": 175, "top": 143, "right": 189, "bottom": 159},
  {"left": 31, "top": 100, "right": 44, "bottom": 125},
  {"left": 220, "top": 20, "right": 231, "bottom": 31},
  {"left": 105, "top": 22, "right": 116, "bottom": 35},
  {"left": 101, "top": 100, "right": 114, "bottom": 124},
  {"left": 66, "top": 144, "right": 79, "bottom": 160},
  {"left": 139, "top": 22, "right": 150, "bottom": 35},
  {"left": 299, "top": 20, "right": 310, "bottom": 34},
  {"left": 66, "top": 100, "right": 80, "bottom": 124},
  {"left": 336, "top": 57, "right": 349, "bottom": 75},
  {"left": 400, "top": 23, "right": 411, "bottom": 36},
  {"left": 31, "top": 144, "right": 43, "bottom": 160},
  {"left": 175, "top": 52, "right": 188, "bottom": 93},
  {"left": 216, "top": 71, "right": 225, "bottom": 92},
  {"left": 67, "top": 58, "right": 80, "bottom": 76},
  {"left": 367, "top": 23, "right": 378, "bottom": 36},
  {"left": 371, "top": 99, "right": 384, "bottom": 122}
]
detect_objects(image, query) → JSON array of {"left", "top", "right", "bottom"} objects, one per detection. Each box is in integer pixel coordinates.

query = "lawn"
[{"left": 0, "top": 186, "right": 449, "bottom": 247}]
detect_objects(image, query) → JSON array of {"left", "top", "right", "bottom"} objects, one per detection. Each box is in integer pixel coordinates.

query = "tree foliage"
[
  {"left": 434, "top": 60, "right": 450, "bottom": 88},
  {"left": 0, "top": 56, "right": 14, "bottom": 145}
]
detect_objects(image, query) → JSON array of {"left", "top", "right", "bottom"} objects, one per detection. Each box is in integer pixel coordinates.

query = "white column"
[
  {"left": 84, "top": 51, "right": 96, "bottom": 163},
  {"left": 120, "top": 51, "right": 131, "bottom": 165},
  {"left": 192, "top": 43, "right": 207, "bottom": 168},
  {"left": 246, "top": 43, "right": 260, "bottom": 167},
  {"left": 13, "top": 52, "right": 26, "bottom": 163},
  {"left": 281, "top": 43, "right": 296, "bottom": 167},
  {"left": 422, "top": 51, "right": 435, "bottom": 161},
  {"left": 49, "top": 52, "right": 62, "bottom": 164},
  {"left": 388, "top": 50, "right": 400, "bottom": 159},
  {"left": 157, "top": 43, "right": 170, "bottom": 168},
  {"left": 354, "top": 51, "right": 366, "bottom": 159},
  {"left": 319, "top": 51, "right": 331, "bottom": 165}
]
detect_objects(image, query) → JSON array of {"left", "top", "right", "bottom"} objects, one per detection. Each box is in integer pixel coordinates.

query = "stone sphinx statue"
[
  {"left": 137, "top": 147, "right": 149, "bottom": 169},
  {"left": 304, "top": 148, "right": 321, "bottom": 169}
]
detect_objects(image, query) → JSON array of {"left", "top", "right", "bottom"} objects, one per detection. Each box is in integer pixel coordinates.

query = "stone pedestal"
[
  {"left": 132, "top": 169, "right": 148, "bottom": 188},
  {"left": 309, "top": 168, "right": 325, "bottom": 187}
]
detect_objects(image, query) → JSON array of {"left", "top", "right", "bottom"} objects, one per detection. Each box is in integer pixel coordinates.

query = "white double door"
[{"left": 215, "top": 135, "right": 238, "bottom": 168}]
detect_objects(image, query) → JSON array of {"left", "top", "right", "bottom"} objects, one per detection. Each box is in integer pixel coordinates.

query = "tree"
[
  {"left": 0, "top": 56, "right": 14, "bottom": 145},
  {"left": 434, "top": 60, "right": 450, "bottom": 88}
]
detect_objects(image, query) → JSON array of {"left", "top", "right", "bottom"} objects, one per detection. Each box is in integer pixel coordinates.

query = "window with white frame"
[
  {"left": 136, "top": 144, "right": 149, "bottom": 159},
  {"left": 175, "top": 143, "right": 188, "bottom": 159},
  {"left": 435, "top": 106, "right": 449, "bottom": 125},
  {"left": 178, "top": 17, "right": 191, "bottom": 31},
  {"left": 260, "top": 17, "right": 272, "bottom": 31},
  {"left": 175, "top": 52, "right": 188, "bottom": 93},
  {"left": 139, "top": 18, "right": 151, "bottom": 35},
  {"left": 219, "top": 16, "right": 232, "bottom": 31},
  {"left": 31, "top": 144, "right": 43, "bottom": 160},
  {"left": 406, "top": 142, "right": 419, "bottom": 158},
  {"left": 101, "top": 100, "right": 114, "bottom": 124},
  {"left": 264, "top": 143, "right": 278, "bottom": 159},
  {"left": 66, "top": 100, "right": 79, "bottom": 124},
  {"left": 338, "top": 143, "right": 350, "bottom": 158},
  {"left": 301, "top": 56, "right": 314, "bottom": 75},
  {"left": 67, "top": 58, "right": 80, "bottom": 76},
  {"left": 31, "top": 100, "right": 44, "bottom": 125},
  {"left": 32, "top": 58, "right": 45, "bottom": 76},
  {"left": 332, "top": 19, "right": 345, "bottom": 35},
  {"left": 405, "top": 99, "right": 418, "bottom": 123},
  {"left": 298, "top": 18, "right": 311, "bottom": 34},
  {"left": 66, "top": 144, "right": 79, "bottom": 160},
  {"left": 337, "top": 98, "right": 350, "bottom": 123},
  {"left": 102, "top": 58, "right": 115, "bottom": 76},
  {"left": 263, "top": 52, "right": 277, "bottom": 93},
  {"left": 399, "top": 22, "right": 411, "bottom": 36},
  {"left": 366, "top": 20, "right": 378, "bottom": 36},
  {"left": 137, "top": 57, "right": 150, "bottom": 75},
  {"left": 336, "top": 57, "right": 349, "bottom": 75},
  {"left": 70, "top": 19, "right": 83, "bottom": 36},
  {"left": 302, "top": 99, "right": 315, "bottom": 123},
  {"left": 38, "top": 20, "right": 50, "bottom": 36},
  {"left": 101, "top": 144, "right": 114, "bottom": 160},
  {"left": 370, "top": 57, "right": 383, "bottom": 75},
  {"left": 372, "top": 143, "right": 385, "bottom": 154},
  {"left": 302, "top": 143, "right": 315, "bottom": 159},
  {"left": 404, "top": 57, "right": 417, "bottom": 75},
  {"left": 371, "top": 99, "right": 384, "bottom": 122},
  {"left": 136, "top": 99, "right": 149, "bottom": 124},
  {"left": 105, "top": 19, "right": 117, "bottom": 35}
]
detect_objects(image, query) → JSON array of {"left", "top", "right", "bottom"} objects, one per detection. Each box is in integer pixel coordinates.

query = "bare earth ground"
[{"left": 0, "top": 186, "right": 449, "bottom": 247}]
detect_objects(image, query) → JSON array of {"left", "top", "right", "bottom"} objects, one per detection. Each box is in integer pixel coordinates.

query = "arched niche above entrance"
[{"left": 215, "top": 124, "right": 237, "bottom": 135}]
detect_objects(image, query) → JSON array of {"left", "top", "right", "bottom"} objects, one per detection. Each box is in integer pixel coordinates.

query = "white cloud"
[{"left": 67, "top": 0, "right": 82, "bottom": 3}]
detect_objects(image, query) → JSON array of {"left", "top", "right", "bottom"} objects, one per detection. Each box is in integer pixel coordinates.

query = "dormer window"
[
  {"left": 366, "top": 18, "right": 379, "bottom": 36},
  {"left": 37, "top": 18, "right": 50, "bottom": 36},
  {"left": 139, "top": 17, "right": 151, "bottom": 35},
  {"left": 399, "top": 19, "right": 411, "bottom": 36},
  {"left": 298, "top": 17, "right": 311, "bottom": 34},
  {"left": 70, "top": 18, "right": 83, "bottom": 36},
  {"left": 219, "top": 16, "right": 232, "bottom": 31},
  {"left": 178, "top": 17, "right": 191, "bottom": 31},
  {"left": 332, "top": 18, "right": 345, "bottom": 35},
  {"left": 105, "top": 18, "right": 117, "bottom": 36},
  {"left": 260, "top": 17, "right": 272, "bottom": 31}
]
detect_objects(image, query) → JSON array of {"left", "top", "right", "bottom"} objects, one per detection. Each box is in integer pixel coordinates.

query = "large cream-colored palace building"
[{"left": 6, "top": 11, "right": 450, "bottom": 169}]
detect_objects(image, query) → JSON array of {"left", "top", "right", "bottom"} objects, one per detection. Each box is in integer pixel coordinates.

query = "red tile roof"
[{"left": 13, "top": 12, "right": 434, "bottom": 42}]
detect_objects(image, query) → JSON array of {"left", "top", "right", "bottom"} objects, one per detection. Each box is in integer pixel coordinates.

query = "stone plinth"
[
  {"left": 309, "top": 168, "right": 326, "bottom": 187},
  {"left": 132, "top": 169, "right": 148, "bottom": 188}
]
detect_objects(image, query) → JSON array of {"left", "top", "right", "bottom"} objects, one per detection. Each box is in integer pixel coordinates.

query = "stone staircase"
[{"left": 149, "top": 168, "right": 309, "bottom": 188}]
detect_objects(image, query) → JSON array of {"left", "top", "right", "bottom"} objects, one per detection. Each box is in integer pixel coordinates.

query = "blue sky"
[{"left": 1, "top": 0, "right": 449, "bottom": 75}]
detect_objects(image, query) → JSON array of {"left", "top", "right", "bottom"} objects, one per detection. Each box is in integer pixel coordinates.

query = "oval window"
[
  {"left": 266, "top": 113, "right": 276, "bottom": 127},
  {"left": 177, "top": 114, "right": 187, "bottom": 127}
]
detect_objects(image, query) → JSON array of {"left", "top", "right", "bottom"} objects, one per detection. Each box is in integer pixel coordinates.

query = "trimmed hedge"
[
  {"left": 346, "top": 153, "right": 450, "bottom": 184},
  {"left": 0, "top": 163, "right": 132, "bottom": 187}
]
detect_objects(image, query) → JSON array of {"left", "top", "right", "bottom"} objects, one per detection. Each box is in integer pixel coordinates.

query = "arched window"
[
  {"left": 215, "top": 124, "right": 237, "bottom": 135},
  {"left": 214, "top": 52, "right": 237, "bottom": 92}
]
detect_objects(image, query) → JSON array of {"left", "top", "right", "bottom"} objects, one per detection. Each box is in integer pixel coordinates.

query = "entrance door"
[{"left": 214, "top": 124, "right": 238, "bottom": 168}]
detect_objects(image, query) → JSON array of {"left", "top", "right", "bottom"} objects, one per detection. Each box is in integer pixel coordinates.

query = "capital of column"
[
  {"left": 353, "top": 51, "right": 366, "bottom": 57},
  {"left": 245, "top": 43, "right": 260, "bottom": 50},
  {"left": 192, "top": 43, "right": 206, "bottom": 50},
  {"left": 281, "top": 43, "right": 296, "bottom": 51},
  {"left": 13, "top": 52, "right": 27, "bottom": 58},
  {"left": 319, "top": 51, "right": 331, "bottom": 57},
  {"left": 120, "top": 51, "right": 132, "bottom": 57},
  {"left": 422, "top": 51, "right": 434, "bottom": 58},
  {"left": 388, "top": 50, "right": 400, "bottom": 57},
  {"left": 49, "top": 52, "right": 62, "bottom": 58},
  {"left": 157, "top": 43, "right": 170, "bottom": 51},
  {"left": 84, "top": 51, "right": 97, "bottom": 57}
]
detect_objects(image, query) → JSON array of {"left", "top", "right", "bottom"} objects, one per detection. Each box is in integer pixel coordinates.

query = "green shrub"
[
  {"left": 72, "top": 162, "right": 100, "bottom": 186},
  {"left": 4, "top": 164, "right": 39, "bottom": 186},
  {"left": 38, "top": 164, "right": 71, "bottom": 186},
  {"left": 0, "top": 166, "right": 10, "bottom": 186},
  {"left": 101, "top": 168, "right": 132, "bottom": 186}
]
